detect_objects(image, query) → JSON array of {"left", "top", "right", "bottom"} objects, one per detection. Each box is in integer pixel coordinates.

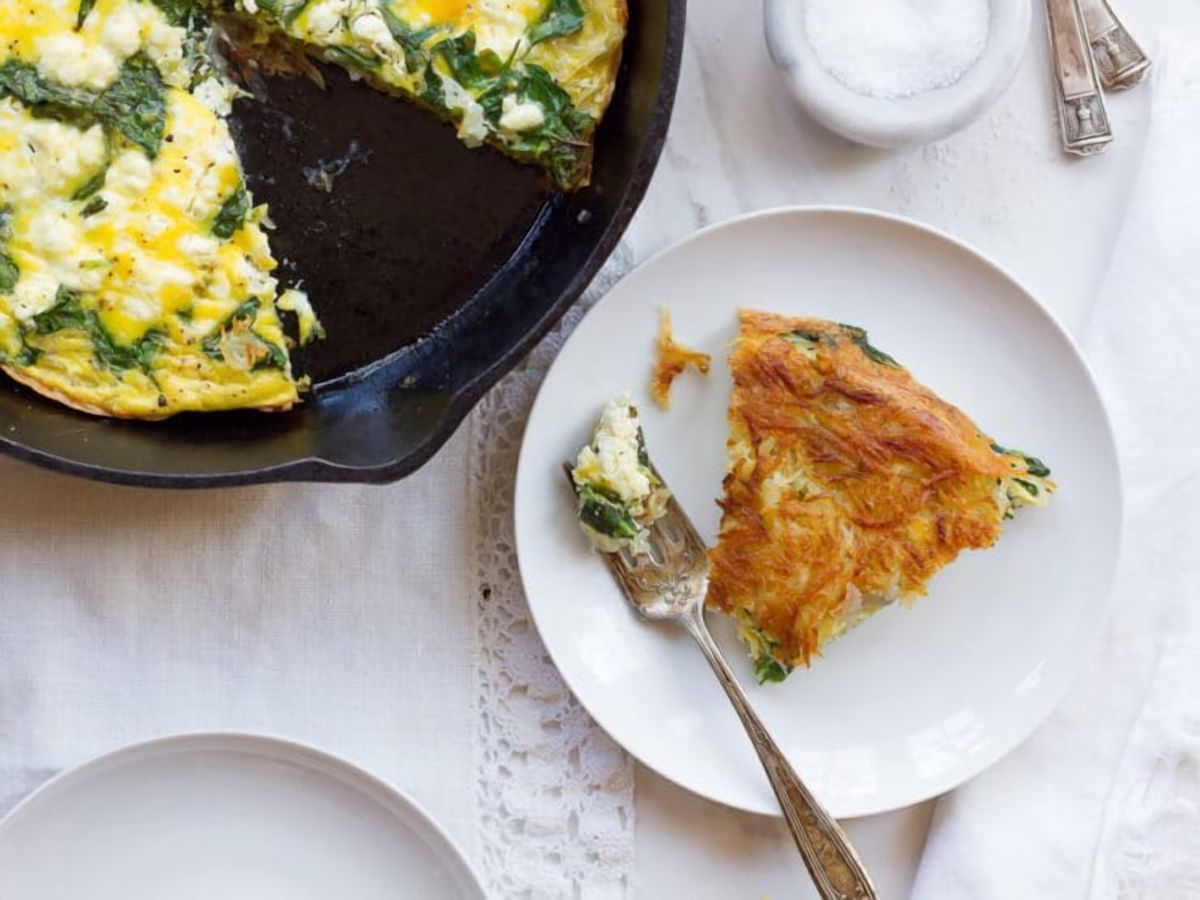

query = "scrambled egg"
[{"left": 708, "top": 311, "right": 1055, "bottom": 677}]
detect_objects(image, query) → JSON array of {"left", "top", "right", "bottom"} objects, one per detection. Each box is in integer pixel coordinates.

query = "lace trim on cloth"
[{"left": 470, "top": 245, "right": 636, "bottom": 900}]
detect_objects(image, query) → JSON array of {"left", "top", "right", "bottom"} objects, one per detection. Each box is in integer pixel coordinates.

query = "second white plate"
[
  {"left": 0, "top": 733, "right": 485, "bottom": 899},
  {"left": 515, "top": 207, "right": 1121, "bottom": 817}
]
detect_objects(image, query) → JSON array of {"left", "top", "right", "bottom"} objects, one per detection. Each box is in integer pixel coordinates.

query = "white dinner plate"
[
  {"left": 0, "top": 733, "right": 485, "bottom": 899},
  {"left": 515, "top": 207, "right": 1122, "bottom": 817}
]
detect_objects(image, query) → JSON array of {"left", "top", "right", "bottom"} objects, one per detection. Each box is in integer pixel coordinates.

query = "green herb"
[
  {"left": 71, "top": 165, "right": 109, "bottom": 202},
  {"left": 89, "top": 318, "right": 165, "bottom": 371},
  {"left": 1013, "top": 478, "right": 1040, "bottom": 497},
  {"left": 92, "top": 55, "right": 168, "bottom": 158},
  {"left": 32, "top": 287, "right": 88, "bottom": 335},
  {"left": 839, "top": 323, "right": 900, "bottom": 367},
  {"left": 211, "top": 184, "right": 250, "bottom": 239},
  {"left": 379, "top": 5, "right": 440, "bottom": 71},
  {"left": 0, "top": 56, "right": 167, "bottom": 158},
  {"left": 577, "top": 484, "right": 638, "bottom": 540},
  {"left": 324, "top": 45, "right": 382, "bottom": 71},
  {"left": 76, "top": 0, "right": 97, "bottom": 29},
  {"left": 201, "top": 298, "right": 288, "bottom": 370},
  {"left": 0, "top": 60, "right": 97, "bottom": 125},
  {"left": 754, "top": 654, "right": 793, "bottom": 685},
  {"left": 991, "top": 443, "right": 1051, "bottom": 478},
  {"left": 527, "top": 0, "right": 584, "bottom": 46},
  {"left": 148, "top": 0, "right": 200, "bottom": 27},
  {"left": 414, "top": 31, "right": 593, "bottom": 187},
  {"left": 0, "top": 206, "right": 17, "bottom": 294},
  {"left": 0, "top": 253, "right": 18, "bottom": 294},
  {"left": 281, "top": 0, "right": 315, "bottom": 26},
  {"left": 503, "top": 63, "right": 593, "bottom": 188},
  {"left": 419, "top": 64, "right": 444, "bottom": 107},
  {"left": 783, "top": 329, "right": 823, "bottom": 351},
  {"left": 9, "top": 343, "right": 40, "bottom": 366},
  {"left": 80, "top": 196, "right": 108, "bottom": 217},
  {"left": 30, "top": 287, "right": 164, "bottom": 371}
]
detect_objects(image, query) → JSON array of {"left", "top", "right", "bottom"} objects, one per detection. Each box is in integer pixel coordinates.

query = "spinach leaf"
[
  {"left": 0, "top": 60, "right": 98, "bottom": 126},
  {"left": 0, "top": 57, "right": 167, "bottom": 158},
  {"left": 87, "top": 316, "right": 164, "bottom": 371},
  {"left": 9, "top": 343, "right": 39, "bottom": 366},
  {"left": 839, "top": 323, "right": 900, "bottom": 367},
  {"left": 754, "top": 654, "right": 793, "bottom": 685},
  {"left": 324, "top": 45, "right": 382, "bottom": 71},
  {"left": 527, "top": 0, "right": 584, "bottom": 46},
  {"left": 148, "top": 0, "right": 200, "bottom": 27},
  {"left": 281, "top": 0, "right": 315, "bottom": 26},
  {"left": 77, "top": 0, "right": 97, "bottom": 29},
  {"left": 92, "top": 55, "right": 167, "bottom": 158},
  {"left": 32, "top": 287, "right": 88, "bottom": 334},
  {"left": 0, "top": 254, "right": 19, "bottom": 294},
  {"left": 577, "top": 485, "right": 638, "bottom": 540},
  {"left": 0, "top": 206, "right": 17, "bottom": 294},
  {"left": 71, "top": 164, "right": 109, "bottom": 202},
  {"left": 1014, "top": 478, "right": 1040, "bottom": 497},
  {"left": 31, "top": 288, "right": 164, "bottom": 371},
  {"left": 506, "top": 64, "right": 593, "bottom": 186},
  {"left": 783, "top": 329, "right": 823, "bottom": 351},
  {"left": 211, "top": 184, "right": 250, "bottom": 239},
  {"left": 990, "top": 443, "right": 1052, "bottom": 478},
  {"left": 201, "top": 298, "right": 288, "bottom": 370},
  {"left": 379, "top": 5, "right": 440, "bottom": 70},
  {"left": 80, "top": 196, "right": 108, "bottom": 217}
]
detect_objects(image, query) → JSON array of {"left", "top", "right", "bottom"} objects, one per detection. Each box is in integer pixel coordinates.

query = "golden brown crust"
[
  {"left": 707, "top": 311, "right": 1023, "bottom": 667},
  {"left": 650, "top": 306, "right": 711, "bottom": 408},
  {"left": 2, "top": 364, "right": 296, "bottom": 420},
  {"left": 3, "top": 365, "right": 119, "bottom": 418}
]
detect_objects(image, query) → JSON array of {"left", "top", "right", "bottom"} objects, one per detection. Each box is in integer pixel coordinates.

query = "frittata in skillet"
[
  {"left": 708, "top": 311, "right": 1054, "bottom": 682},
  {"left": 0, "top": 0, "right": 625, "bottom": 418},
  {"left": 0, "top": 0, "right": 310, "bottom": 418},
  {"left": 222, "top": 0, "right": 627, "bottom": 189}
]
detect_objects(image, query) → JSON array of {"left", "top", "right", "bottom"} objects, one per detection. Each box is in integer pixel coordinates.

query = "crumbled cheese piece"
[
  {"left": 193, "top": 78, "right": 239, "bottom": 117},
  {"left": 350, "top": 12, "right": 398, "bottom": 55},
  {"left": 573, "top": 395, "right": 652, "bottom": 504},
  {"left": 440, "top": 74, "right": 490, "bottom": 148},
  {"left": 499, "top": 94, "right": 545, "bottom": 132},
  {"left": 37, "top": 32, "right": 120, "bottom": 90},
  {"left": 10, "top": 271, "right": 60, "bottom": 322},
  {"left": 304, "top": 0, "right": 352, "bottom": 43}
]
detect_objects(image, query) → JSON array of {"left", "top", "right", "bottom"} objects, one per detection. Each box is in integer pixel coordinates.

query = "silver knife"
[
  {"left": 1078, "top": 0, "right": 1151, "bottom": 90},
  {"left": 1044, "top": 0, "right": 1113, "bottom": 156}
]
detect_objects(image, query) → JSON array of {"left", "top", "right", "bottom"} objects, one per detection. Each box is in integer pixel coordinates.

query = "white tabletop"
[{"left": 627, "top": 1, "right": 1194, "bottom": 895}]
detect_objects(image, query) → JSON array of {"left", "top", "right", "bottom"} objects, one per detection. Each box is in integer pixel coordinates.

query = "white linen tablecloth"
[
  {"left": 913, "top": 37, "right": 1200, "bottom": 899},
  {"left": 0, "top": 434, "right": 481, "bottom": 873}
]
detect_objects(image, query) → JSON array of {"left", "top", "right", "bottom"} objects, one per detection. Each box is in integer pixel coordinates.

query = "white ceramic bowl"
[{"left": 765, "top": 0, "right": 1032, "bottom": 148}]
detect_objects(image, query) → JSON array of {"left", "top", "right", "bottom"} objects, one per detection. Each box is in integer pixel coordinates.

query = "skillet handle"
[{"left": 679, "top": 604, "right": 877, "bottom": 900}]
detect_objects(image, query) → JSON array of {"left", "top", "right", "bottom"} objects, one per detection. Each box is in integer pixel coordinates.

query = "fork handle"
[{"left": 680, "top": 605, "right": 877, "bottom": 900}]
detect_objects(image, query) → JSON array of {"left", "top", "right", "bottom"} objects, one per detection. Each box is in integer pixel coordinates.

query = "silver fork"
[{"left": 565, "top": 465, "right": 877, "bottom": 900}]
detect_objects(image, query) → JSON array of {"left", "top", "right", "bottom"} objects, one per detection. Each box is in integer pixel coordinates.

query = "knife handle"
[
  {"left": 1078, "top": 0, "right": 1151, "bottom": 90},
  {"left": 1044, "top": 0, "right": 1113, "bottom": 156}
]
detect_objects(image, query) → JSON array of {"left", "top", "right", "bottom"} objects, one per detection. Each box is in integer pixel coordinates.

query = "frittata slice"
[
  {"left": 708, "top": 311, "right": 1054, "bottom": 680},
  {"left": 220, "top": 0, "right": 627, "bottom": 189},
  {"left": 0, "top": 0, "right": 306, "bottom": 418}
]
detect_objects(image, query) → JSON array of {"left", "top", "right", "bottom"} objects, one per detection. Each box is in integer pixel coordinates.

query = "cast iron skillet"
[{"left": 0, "top": 1, "right": 685, "bottom": 488}]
